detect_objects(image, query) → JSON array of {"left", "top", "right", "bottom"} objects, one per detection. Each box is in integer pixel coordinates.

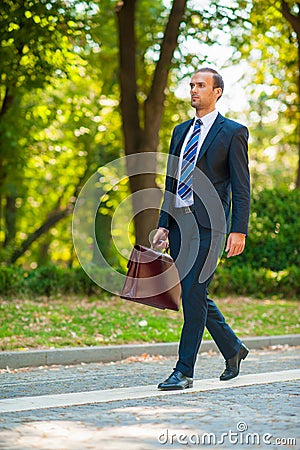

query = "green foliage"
[
  {"left": 0, "top": 0, "right": 299, "bottom": 270},
  {"left": 0, "top": 265, "right": 23, "bottom": 294},
  {"left": 0, "top": 265, "right": 97, "bottom": 297},
  {"left": 1, "top": 262, "right": 299, "bottom": 300},
  {"left": 0, "top": 187, "right": 299, "bottom": 298},
  {"left": 212, "top": 265, "right": 300, "bottom": 298},
  {"left": 225, "top": 187, "right": 300, "bottom": 271},
  {"left": 211, "top": 187, "right": 300, "bottom": 299},
  {"left": 0, "top": 60, "right": 123, "bottom": 266},
  {"left": 25, "top": 265, "right": 68, "bottom": 297},
  {"left": 0, "top": 0, "right": 93, "bottom": 263},
  {"left": 224, "top": 0, "right": 299, "bottom": 189},
  {"left": 0, "top": 0, "right": 90, "bottom": 90}
]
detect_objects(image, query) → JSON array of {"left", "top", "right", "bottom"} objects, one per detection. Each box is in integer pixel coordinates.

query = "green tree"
[
  {"left": 4, "top": 0, "right": 298, "bottom": 267},
  {"left": 227, "top": 0, "right": 300, "bottom": 188},
  {"left": 115, "top": 0, "right": 187, "bottom": 245},
  {"left": 5, "top": 72, "right": 124, "bottom": 266},
  {"left": 0, "top": 0, "right": 89, "bottom": 257},
  {"left": 114, "top": 0, "right": 246, "bottom": 244}
]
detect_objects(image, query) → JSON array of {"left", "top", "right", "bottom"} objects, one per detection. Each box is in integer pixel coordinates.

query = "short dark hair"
[{"left": 195, "top": 67, "right": 224, "bottom": 99}]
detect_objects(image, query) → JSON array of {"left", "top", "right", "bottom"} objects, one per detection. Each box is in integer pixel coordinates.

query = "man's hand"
[
  {"left": 152, "top": 228, "right": 169, "bottom": 250},
  {"left": 225, "top": 232, "right": 246, "bottom": 258}
]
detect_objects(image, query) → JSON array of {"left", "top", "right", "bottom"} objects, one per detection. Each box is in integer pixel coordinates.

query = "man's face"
[{"left": 190, "top": 72, "right": 222, "bottom": 113}]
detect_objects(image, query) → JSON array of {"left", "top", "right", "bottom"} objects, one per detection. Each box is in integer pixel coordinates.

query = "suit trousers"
[{"left": 168, "top": 208, "right": 242, "bottom": 378}]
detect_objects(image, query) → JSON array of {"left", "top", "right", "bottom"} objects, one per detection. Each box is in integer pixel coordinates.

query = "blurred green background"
[{"left": 0, "top": 0, "right": 299, "bottom": 298}]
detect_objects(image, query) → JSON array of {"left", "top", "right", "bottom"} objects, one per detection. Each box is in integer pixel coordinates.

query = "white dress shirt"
[{"left": 175, "top": 109, "right": 219, "bottom": 208}]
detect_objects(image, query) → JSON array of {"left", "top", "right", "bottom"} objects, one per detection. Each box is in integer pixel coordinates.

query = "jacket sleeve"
[
  {"left": 228, "top": 125, "right": 250, "bottom": 235},
  {"left": 158, "top": 189, "right": 173, "bottom": 229},
  {"left": 157, "top": 129, "right": 179, "bottom": 230}
]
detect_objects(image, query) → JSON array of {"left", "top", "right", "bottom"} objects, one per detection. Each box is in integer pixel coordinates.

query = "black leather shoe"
[
  {"left": 158, "top": 369, "right": 193, "bottom": 390},
  {"left": 220, "top": 344, "right": 249, "bottom": 381}
]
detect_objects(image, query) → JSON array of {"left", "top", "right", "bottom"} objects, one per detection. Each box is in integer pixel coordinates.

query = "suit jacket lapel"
[
  {"left": 172, "top": 119, "right": 193, "bottom": 156},
  {"left": 197, "top": 113, "right": 224, "bottom": 162},
  {"left": 167, "top": 119, "right": 192, "bottom": 183}
]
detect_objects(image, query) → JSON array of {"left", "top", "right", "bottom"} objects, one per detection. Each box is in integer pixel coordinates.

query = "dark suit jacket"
[{"left": 158, "top": 113, "right": 250, "bottom": 235}]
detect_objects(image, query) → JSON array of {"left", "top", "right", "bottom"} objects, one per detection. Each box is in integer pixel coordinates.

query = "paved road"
[{"left": 0, "top": 345, "right": 299, "bottom": 449}]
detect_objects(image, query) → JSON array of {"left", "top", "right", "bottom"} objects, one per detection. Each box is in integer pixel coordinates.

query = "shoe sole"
[{"left": 157, "top": 382, "right": 193, "bottom": 391}]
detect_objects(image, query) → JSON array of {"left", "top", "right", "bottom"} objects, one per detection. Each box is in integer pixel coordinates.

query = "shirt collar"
[{"left": 193, "top": 109, "right": 218, "bottom": 129}]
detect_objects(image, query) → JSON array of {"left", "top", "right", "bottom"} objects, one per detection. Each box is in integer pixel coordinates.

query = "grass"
[{"left": 0, "top": 295, "right": 299, "bottom": 351}]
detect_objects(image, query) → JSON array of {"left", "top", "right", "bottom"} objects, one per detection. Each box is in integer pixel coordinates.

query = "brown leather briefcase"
[{"left": 120, "top": 244, "right": 181, "bottom": 311}]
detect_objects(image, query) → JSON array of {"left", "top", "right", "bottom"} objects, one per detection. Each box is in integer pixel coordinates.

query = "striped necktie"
[{"left": 178, "top": 118, "right": 202, "bottom": 201}]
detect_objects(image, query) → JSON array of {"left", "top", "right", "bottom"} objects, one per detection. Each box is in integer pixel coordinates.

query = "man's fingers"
[
  {"left": 152, "top": 232, "right": 168, "bottom": 249},
  {"left": 152, "top": 228, "right": 169, "bottom": 249},
  {"left": 227, "top": 246, "right": 239, "bottom": 257},
  {"left": 225, "top": 235, "right": 231, "bottom": 252},
  {"left": 225, "top": 232, "right": 246, "bottom": 257},
  {"left": 153, "top": 240, "right": 168, "bottom": 250},
  {"left": 152, "top": 231, "right": 164, "bottom": 246},
  {"left": 227, "top": 242, "right": 245, "bottom": 258}
]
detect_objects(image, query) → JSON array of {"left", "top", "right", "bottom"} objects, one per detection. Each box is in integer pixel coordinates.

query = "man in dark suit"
[{"left": 153, "top": 67, "right": 250, "bottom": 390}]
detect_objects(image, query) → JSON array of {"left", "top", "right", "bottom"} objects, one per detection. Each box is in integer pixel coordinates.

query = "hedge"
[
  {"left": 212, "top": 264, "right": 300, "bottom": 298},
  {"left": 0, "top": 188, "right": 299, "bottom": 299},
  {"left": 225, "top": 187, "right": 300, "bottom": 271},
  {"left": 0, "top": 265, "right": 98, "bottom": 298},
  {"left": 0, "top": 263, "right": 299, "bottom": 298}
]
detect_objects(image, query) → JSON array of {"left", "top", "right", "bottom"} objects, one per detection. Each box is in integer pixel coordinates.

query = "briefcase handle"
[{"left": 150, "top": 244, "right": 170, "bottom": 254}]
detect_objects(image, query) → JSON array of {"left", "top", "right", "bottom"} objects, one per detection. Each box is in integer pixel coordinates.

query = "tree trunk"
[
  {"left": 8, "top": 206, "right": 72, "bottom": 264},
  {"left": 0, "top": 88, "right": 14, "bottom": 118},
  {"left": 3, "top": 195, "right": 17, "bottom": 247},
  {"left": 0, "top": 88, "right": 16, "bottom": 245},
  {"left": 8, "top": 163, "right": 91, "bottom": 264},
  {"left": 37, "top": 235, "right": 52, "bottom": 266},
  {"left": 116, "top": 0, "right": 187, "bottom": 245}
]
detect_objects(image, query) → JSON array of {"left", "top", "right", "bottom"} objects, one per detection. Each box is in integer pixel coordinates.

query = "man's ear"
[{"left": 215, "top": 87, "right": 222, "bottom": 100}]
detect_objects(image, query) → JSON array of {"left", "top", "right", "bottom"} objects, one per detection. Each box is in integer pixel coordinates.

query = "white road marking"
[{"left": 0, "top": 369, "right": 299, "bottom": 413}]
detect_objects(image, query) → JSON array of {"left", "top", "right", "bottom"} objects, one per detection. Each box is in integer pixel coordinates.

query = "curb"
[{"left": 1, "top": 334, "right": 299, "bottom": 369}]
